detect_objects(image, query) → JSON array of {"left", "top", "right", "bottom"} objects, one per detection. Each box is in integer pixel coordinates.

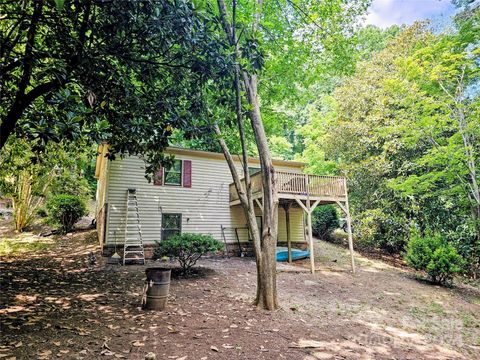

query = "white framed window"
[{"left": 164, "top": 160, "right": 182, "bottom": 186}]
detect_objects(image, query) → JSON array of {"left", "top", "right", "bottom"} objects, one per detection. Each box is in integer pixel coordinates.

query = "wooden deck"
[
  {"left": 229, "top": 171, "right": 347, "bottom": 205},
  {"left": 228, "top": 170, "right": 355, "bottom": 274}
]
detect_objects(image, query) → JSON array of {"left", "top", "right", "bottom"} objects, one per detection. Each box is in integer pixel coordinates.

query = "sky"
[{"left": 365, "top": 0, "right": 457, "bottom": 28}]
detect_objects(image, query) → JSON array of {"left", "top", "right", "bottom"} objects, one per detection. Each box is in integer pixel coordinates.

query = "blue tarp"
[{"left": 276, "top": 247, "right": 310, "bottom": 262}]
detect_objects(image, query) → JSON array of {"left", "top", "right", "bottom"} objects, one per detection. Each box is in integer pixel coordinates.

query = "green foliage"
[
  {"left": 0, "top": 136, "right": 95, "bottom": 231},
  {"left": 268, "top": 136, "right": 293, "bottom": 160},
  {"left": 1, "top": 0, "right": 231, "bottom": 168},
  {"left": 312, "top": 205, "right": 339, "bottom": 240},
  {"left": 299, "top": 17, "right": 479, "bottom": 277},
  {"left": 0, "top": 137, "right": 57, "bottom": 231},
  {"left": 355, "top": 209, "right": 410, "bottom": 253},
  {"left": 353, "top": 25, "right": 403, "bottom": 61},
  {"left": 405, "top": 231, "right": 464, "bottom": 284},
  {"left": 36, "top": 208, "right": 48, "bottom": 218},
  {"left": 178, "top": 0, "right": 370, "bottom": 159},
  {"left": 46, "top": 195, "right": 87, "bottom": 234},
  {"left": 48, "top": 142, "right": 96, "bottom": 200},
  {"left": 154, "top": 233, "right": 224, "bottom": 272},
  {"left": 0, "top": 237, "right": 50, "bottom": 256}
]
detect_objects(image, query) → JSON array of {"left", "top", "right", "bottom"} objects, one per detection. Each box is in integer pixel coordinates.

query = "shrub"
[
  {"left": 36, "top": 207, "right": 48, "bottom": 218},
  {"left": 355, "top": 209, "right": 409, "bottom": 253},
  {"left": 405, "top": 230, "right": 464, "bottom": 285},
  {"left": 312, "top": 205, "right": 339, "bottom": 240},
  {"left": 444, "top": 220, "right": 480, "bottom": 279},
  {"left": 154, "top": 233, "right": 224, "bottom": 272},
  {"left": 46, "top": 195, "right": 87, "bottom": 234}
]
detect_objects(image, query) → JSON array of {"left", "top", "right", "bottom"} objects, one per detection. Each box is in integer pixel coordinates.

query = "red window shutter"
[
  {"left": 153, "top": 165, "right": 163, "bottom": 186},
  {"left": 183, "top": 160, "right": 192, "bottom": 188}
]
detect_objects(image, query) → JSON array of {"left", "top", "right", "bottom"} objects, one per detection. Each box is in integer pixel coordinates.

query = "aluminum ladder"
[{"left": 123, "top": 188, "right": 145, "bottom": 265}]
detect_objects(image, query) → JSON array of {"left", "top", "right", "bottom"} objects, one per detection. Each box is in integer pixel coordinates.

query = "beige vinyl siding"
[
  {"left": 104, "top": 152, "right": 305, "bottom": 246},
  {"left": 278, "top": 206, "right": 305, "bottom": 244},
  {"left": 227, "top": 204, "right": 304, "bottom": 244}
]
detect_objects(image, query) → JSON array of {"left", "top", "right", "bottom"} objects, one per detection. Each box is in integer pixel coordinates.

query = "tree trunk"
[
  {"left": 215, "top": 0, "right": 279, "bottom": 310},
  {"left": 453, "top": 82, "right": 480, "bottom": 243},
  {"left": 440, "top": 72, "right": 480, "bottom": 278},
  {"left": 13, "top": 171, "right": 33, "bottom": 232},
  {"left": 242, "top": 73, "right": 279, "bottom": 309}
]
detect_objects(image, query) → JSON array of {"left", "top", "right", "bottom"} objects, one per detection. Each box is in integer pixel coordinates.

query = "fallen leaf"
[
  {"left": 210, "top": 346, "right": 219, "bottom": 352},
  {"left": 37, "top": 350, "right": 52, "bottom": 356},
  {"left": 167, "top": 326, "right": 178, "bottom": 333},
  {"left": 131, "top": 341, "right": 144, "bottom": 347},
  {"left": 289, "top": 340, "right": 324, "bottom": 348},
  {"left": 100, "top": 349, "right": 115, "bottom": 356}
]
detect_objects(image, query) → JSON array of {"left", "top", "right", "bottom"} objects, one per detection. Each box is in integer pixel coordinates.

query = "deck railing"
[{"left": 229, "top": 171, "right": 346, "bottom": 202}]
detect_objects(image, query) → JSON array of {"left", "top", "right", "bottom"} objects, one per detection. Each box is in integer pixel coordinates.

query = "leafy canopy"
[{"left": 1, "top": 0, "right": 230, "bottom": 168}]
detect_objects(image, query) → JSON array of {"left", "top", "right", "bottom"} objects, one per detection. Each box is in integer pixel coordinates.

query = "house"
[{"left": 94, "top": 144, "right": 355, "bottom": 272}]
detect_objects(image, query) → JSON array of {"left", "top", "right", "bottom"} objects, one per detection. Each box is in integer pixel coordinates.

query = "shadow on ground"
[{"left": 1, "top": 228, "right": 479, "bottom": 359}]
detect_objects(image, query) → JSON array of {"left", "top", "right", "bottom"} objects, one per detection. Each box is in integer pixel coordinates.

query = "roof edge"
[{"left": 165, "top": 146, "right": 305, "bottom": 168}]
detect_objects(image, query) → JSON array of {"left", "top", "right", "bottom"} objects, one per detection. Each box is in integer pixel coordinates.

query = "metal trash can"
[{"left": 142, "top": 267, "right": 171, "bottom": 310}]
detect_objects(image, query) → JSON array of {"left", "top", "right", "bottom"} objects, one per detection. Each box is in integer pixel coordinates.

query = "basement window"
[
  {"left": 164, "top": 160, "right": 182, "bottom": 185},
  {"left": 162, "top": 213, "right": 182, "bottom": 241}
]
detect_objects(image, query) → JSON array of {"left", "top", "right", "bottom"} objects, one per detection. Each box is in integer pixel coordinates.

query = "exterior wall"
[
  {"left": 227, "top": 204, "right": 305, "bottom": 244},
  {"left": 101, "top": 150, "right": 306, "bottom": 247}
]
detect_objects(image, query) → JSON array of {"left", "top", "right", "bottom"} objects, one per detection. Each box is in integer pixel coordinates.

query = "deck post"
[
  {"left": 306, "top": 200, "right": 315, "bottom": 273},
  {"left": 282, "top": 203, "right": 292, "bottom": 263},
  {"left": 306, "top": 175, "right": 315, "bottom": 274},
  {"left": 342, "top": 178, "right": 355, "bottom": 274}
]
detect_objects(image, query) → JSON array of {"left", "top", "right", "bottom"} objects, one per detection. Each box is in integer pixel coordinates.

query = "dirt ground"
[{"left": 1, "top": 224, "right": 479, "bottom": 360}]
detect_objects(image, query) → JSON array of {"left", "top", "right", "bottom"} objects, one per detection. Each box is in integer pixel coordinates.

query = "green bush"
[
  {"left": 355, "top": 209, "right": 409, "bottom": 253},
  {"left": 444, "top": 220, "right": 480, "bottom": 279},
  {"left": 46, "top": 195, "right": 87, "bottom": 234},
  {"left": 154, "top": 233, "right": 224, "bottom": 272},
  {"left": 312, "top": 205, "right": 339, "bottom": 240},
  {"left": 405, "top": 230, "right": 464, "bottom": 285},
  {"left": 36, "top": 207, "right": 48, "bottom": 218}
]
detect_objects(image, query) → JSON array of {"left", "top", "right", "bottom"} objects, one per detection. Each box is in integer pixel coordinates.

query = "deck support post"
[
  {"left": 334, "top": 178, "right": 355, "bottom": 274},
  {"left": 306, "top": 200, "right": 315, "bottom": 273},
  {"left": 345, "top": 204, "right": 355, "bottom": 274},
  {"left": 281, "top": 203, "right": 293, "bottom": 263}
]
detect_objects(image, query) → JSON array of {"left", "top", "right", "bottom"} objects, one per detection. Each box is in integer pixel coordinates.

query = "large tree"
[
  {"left": 208, "top": 0, "right": 368, "bottom": 309},
  {"left": 307, "top": 13, "right": 479, "bottom": 276},
  {"left": 1, "top": 0, "right": 369, "bottom": 308},
  {"left": 0, "top": 0, "right": 226, "bottom": 158}
]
